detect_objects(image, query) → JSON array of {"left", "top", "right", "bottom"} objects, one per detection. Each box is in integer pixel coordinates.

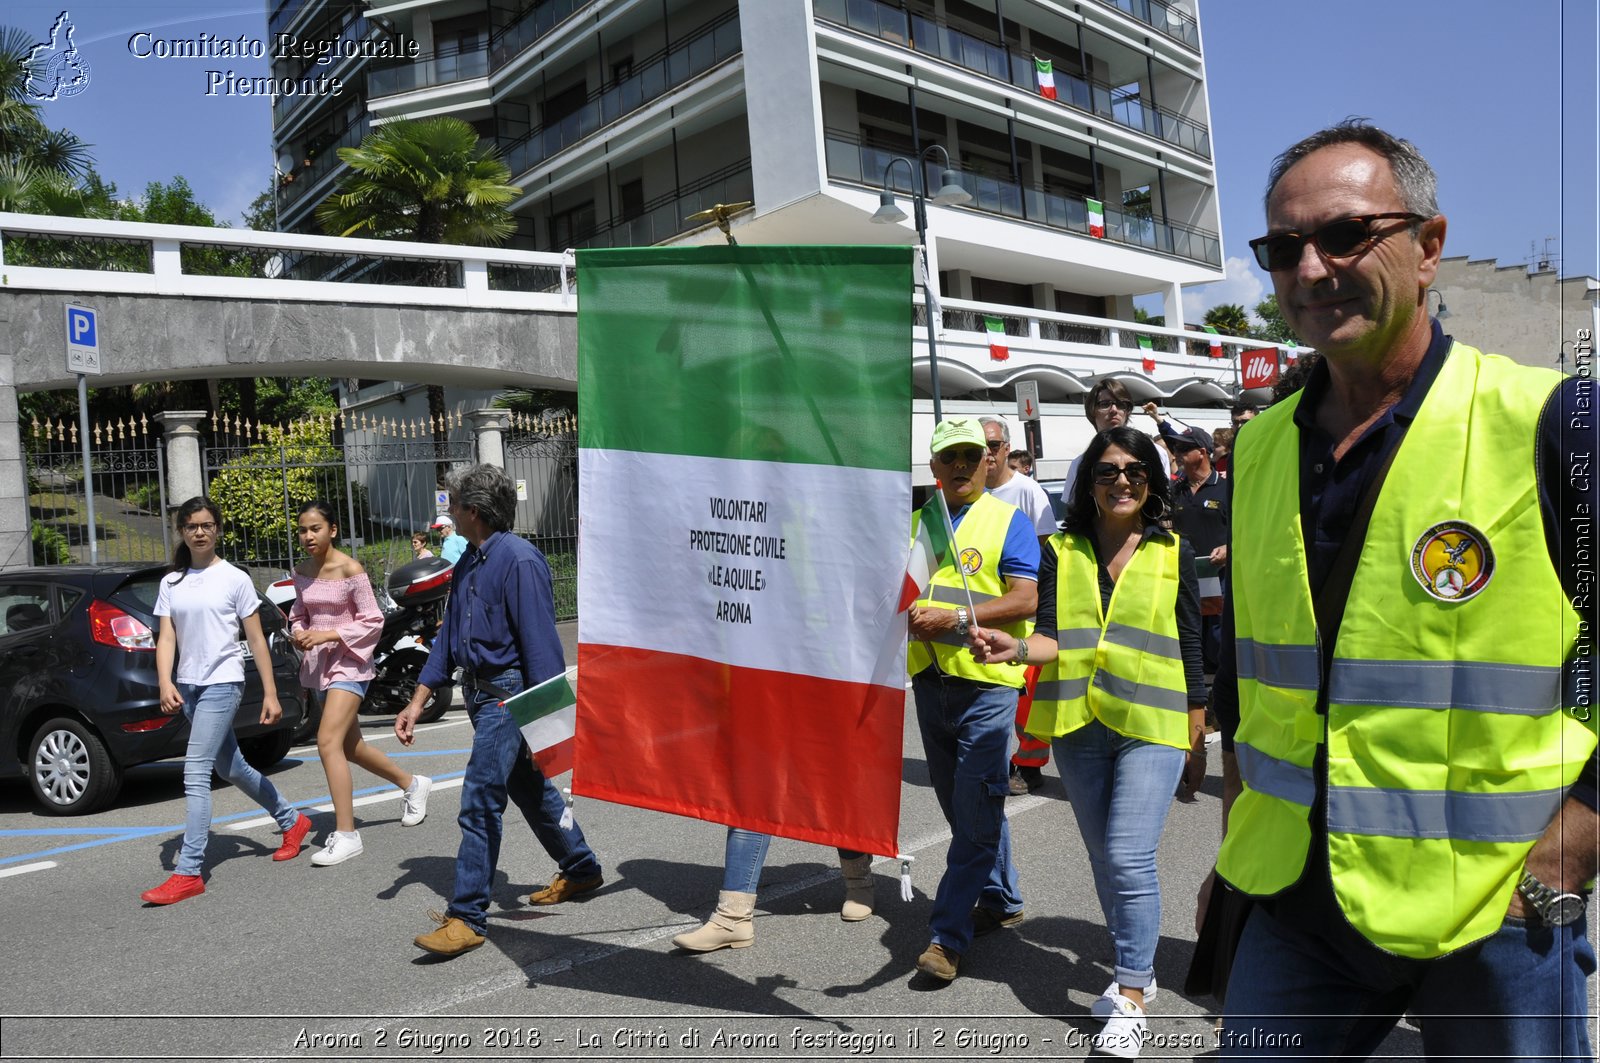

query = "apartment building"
[{"left": 269, "top": 0, "right": 1234, "bottom": 474}]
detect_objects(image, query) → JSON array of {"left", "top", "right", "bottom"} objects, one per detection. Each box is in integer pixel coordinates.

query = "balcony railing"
[
  {"left": 277, "top": 115, "right": 373, "bottom": 213},
  {"left": 1102, "top": 0, "right": 1200, "bottom": 51},
  {"left": 500, "top": 11, "right": 740, "bottom": 179},
  {"left": 562, "top": 160, "right": 753, "bottom": 251},
  {"left": 369, "top": 44, "right": 490, "bottom": 99},
  {"left": 272, "top": 14, "right": 380, "bottom": 125},
  {"left": 815, "top": 0, "right": 1210, "bottom": 159},
  {"left": 491, "top": 0, "right": 596, "bottom": 71},
  {"left": 824, "top": 128, "right": 1221, "bottom": 267},
  {"left": 269, "top": 0, "right": 311, "bottom": 39}
]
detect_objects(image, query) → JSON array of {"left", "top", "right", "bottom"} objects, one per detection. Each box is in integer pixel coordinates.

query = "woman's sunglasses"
[
  {"left": 1249, "top": 212, "right": 1424, "bottom": 273},
  {"left": 1092, "top": 462, "right": 1150, "bottom": 486}
]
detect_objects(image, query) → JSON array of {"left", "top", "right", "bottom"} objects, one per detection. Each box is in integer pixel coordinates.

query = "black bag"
[{"left": 1184, "top": 874, "right": 1254, "bottom": 1004}]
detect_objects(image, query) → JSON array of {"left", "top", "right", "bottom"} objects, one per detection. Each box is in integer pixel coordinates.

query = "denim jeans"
[
  {"left": 448, "top": 669, "right": 602, "bottom": 933},
  {"left": 177, "top": 681, "right": 297, "bottom": 876},
  {"left": 1222, "top": 863, "right": 1597, "bottom": 1059},
  {"left": 1052, "top": 718, "right": 1185, "bottom": 989},
  {"left": 912, "top": 670, "right": 1023, "bottom": 956},
  {"left": 720, "top": 827, "right": 863, "bottom": 894}
]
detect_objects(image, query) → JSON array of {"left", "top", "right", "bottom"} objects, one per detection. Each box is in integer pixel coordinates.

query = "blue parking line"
[{"left": 0, "top": 769, "right": 467, "bottom": 867}]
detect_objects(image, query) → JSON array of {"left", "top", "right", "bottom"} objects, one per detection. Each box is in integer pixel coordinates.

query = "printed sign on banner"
[{"left": 1241, "top": 348, "right": 1281, "bottom": 390}]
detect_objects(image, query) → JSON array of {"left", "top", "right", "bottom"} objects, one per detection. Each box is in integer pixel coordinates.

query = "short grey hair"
[
  {"left": 444, "top": 463, "right": 517, "bottom": 533},
  {"left": 977, "top": 416, "right": 1010, "bottom": 444},
  {"left": 1265, "top": 119, "right": 1439, "bottom": 220}
]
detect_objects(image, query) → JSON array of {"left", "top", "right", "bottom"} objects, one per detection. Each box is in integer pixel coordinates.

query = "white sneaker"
[
  {"left": 401, "top": 775, "right": 432, "bottom": 827},
  {"left": 1091, "top": 978, "right": 1158, "bottom": 1022},
  {"left": 1092, "top": 993, "right": 1148, "bottom": 1058},
  {"left": 310, "top": 830, "right": 364, "bottom": 866}
]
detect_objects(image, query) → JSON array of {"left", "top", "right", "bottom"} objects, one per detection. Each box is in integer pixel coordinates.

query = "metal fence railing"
[{"left": 24, "top": 414, "right": 169, "bottom": 567}]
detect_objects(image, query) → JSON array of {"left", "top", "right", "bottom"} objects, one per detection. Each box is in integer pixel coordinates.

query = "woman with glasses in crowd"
[
  {"left": 970, "top": 427, "right": 1206, "bottom": 1059},
  {"left": 291, "top": 500, "right": 431, "bottom": 867},
  {"left": 141, "top": 496, "right": 314, "bottom": 906}
]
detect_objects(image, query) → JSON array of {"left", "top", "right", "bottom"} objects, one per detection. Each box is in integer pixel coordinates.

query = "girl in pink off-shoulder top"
[{"left": 291, "top": 501, "right": 432, "bottom": 867}]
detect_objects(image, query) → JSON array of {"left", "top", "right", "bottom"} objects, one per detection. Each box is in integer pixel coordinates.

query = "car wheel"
[
  {"left": 28, "top": 717, "right": 123, "bottom": 815},
  {"left": 414, "top": 683, "right": 453, "bottom": 725},
  {"left": 239, "top": 728, "right": 296, "bottom": 771}
]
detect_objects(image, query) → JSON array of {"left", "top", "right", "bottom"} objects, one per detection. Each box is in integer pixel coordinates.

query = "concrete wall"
[
  {"left": 742, "top": 0, "right": 825, "bottom": 213},
  {"left": 0, "top": 293, "right": 21, "bottom": 567},
  {"left": 7, "top": 291, "right": 577, "bottom": 393},
  {"left": 1433, "top": 257, "right": 1596, "bottom": 372}
]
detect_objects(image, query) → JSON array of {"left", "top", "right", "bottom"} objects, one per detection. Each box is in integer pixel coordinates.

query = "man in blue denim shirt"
[{"left": 397, "top": 463, "right": 604, "bottom": 958}]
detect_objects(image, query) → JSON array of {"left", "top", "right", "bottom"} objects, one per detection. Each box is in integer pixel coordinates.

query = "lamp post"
[
  {"left": 869, "top": 144, "right": 972, "bottom": 424},
  {"left": 1426, "top": 288, "right": 1450, "bottom": 319}
]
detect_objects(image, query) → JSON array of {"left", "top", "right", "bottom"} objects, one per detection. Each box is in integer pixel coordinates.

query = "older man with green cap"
[{"left": 907, "top": 418, "right": 1040, "bottom": 982}]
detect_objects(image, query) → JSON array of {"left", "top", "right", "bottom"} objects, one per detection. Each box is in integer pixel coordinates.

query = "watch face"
[{"left": 1549, "top": 894, "right": 1586, "bottom": 927}]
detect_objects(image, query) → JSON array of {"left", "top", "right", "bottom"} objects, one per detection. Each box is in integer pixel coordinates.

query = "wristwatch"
[
  {"left": 1517, "top": 869, "right": 1585, "bottom": 927},
  {"left": 954, "top": 606, "right": 970, "bottom": 638}
]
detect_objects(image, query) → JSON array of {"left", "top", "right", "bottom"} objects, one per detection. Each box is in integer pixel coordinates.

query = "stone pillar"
[
  {"left": 469, "top": 408, "right": 511, "bottom": 470},
  {"left": 157, "top": 411, "right": 208, "bottom": 506},
  {"left": 0, "top": 348, "right": 25, "bottom": 569}
]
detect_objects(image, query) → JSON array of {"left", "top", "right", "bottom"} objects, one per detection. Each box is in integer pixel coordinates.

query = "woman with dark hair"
[
  {"left": 970, "top": 426, "right": 1207, "bottom": 1059},
  {"left": 291, "top": 501, "right": 431, "bottom": 867},
  {"left": 141, "top": 496, "right": 313, "bottom": 906}
]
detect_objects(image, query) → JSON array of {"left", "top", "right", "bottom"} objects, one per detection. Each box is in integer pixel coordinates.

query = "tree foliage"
[
  {"left": 1203, "top": 303, "right": 1252, "bottom": 337},
  {"left": 1252, "top": 295, "right": 1300, "bottom": 347}
]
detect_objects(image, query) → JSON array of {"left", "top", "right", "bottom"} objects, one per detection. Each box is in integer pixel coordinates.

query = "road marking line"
[
  {"left": 410, "top": 794, "right": 1051, "bottom": 1014},
  {"left": 0, "top": 861, "right": 58, "bottom": 878},
  {"left": 228, "top": 777, "right": 467, "bottom": 830}
]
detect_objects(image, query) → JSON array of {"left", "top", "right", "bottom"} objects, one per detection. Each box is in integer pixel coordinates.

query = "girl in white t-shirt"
[{"left": 140, "top": 497, "right": 312, "bottom": 906}]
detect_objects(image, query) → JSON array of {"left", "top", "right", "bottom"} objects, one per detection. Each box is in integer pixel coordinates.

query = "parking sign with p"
[{"left": 64, "top": 304, "right": 101, "bottom": 375}]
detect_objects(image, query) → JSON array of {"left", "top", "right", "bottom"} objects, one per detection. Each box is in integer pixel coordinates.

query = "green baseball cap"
[{"left": 928, "top": 418, "right": 987, "bottom": 453}]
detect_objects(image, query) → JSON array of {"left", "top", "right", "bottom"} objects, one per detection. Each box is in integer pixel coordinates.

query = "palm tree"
[
  {"left": 1203, "top": 303, "right": 1252, "bottom": 337},
  {"left": 0, "top": 25, "right": 92, "bottom": 212},
  {"left": 317, "top": 118, "right": 520, "bottom": 474}
]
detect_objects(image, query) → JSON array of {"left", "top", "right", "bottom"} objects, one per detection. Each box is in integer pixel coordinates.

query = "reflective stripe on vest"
[
  {"left": 1025, "top": 531, "right": 1189, "bottom": 748},
  {"left": 906, "top": 492, "right": 1029, "bottom": 688},
  {"left": 1218, "top": 342, "right": 1594, "bottom": 959}
]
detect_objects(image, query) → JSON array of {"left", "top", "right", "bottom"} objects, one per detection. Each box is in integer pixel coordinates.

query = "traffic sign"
[
  {"left": 435, "top": 489, "right": 450, "bottom": 515},
  {"left": 1015, "top": 381, "right": 1041, "bottom": 421},
  {"left": 64, "top": 303, "right": 101, "bottom": 375}
]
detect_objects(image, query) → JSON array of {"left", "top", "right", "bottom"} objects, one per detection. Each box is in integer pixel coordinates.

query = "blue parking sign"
[{"left": 64, "top": 303, "right": 101, "bottom": 375}]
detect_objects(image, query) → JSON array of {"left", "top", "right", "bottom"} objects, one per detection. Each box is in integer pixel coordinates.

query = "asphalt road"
[{"left": 0, "top": 628, "right": 1540, "bottom": 1061}]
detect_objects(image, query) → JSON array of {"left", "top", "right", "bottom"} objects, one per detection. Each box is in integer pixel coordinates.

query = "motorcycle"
[{"left": 269, "top": 556, "right": 456, "bottom": 737}]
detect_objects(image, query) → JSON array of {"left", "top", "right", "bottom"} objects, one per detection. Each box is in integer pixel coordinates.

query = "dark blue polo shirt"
[{"left": 1212, "top": 319, "right": 1599, "bottom": 806}]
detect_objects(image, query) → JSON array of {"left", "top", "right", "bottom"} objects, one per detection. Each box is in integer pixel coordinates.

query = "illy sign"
[{"left": 1240, "top": 348, "right": 1281, "bottom": 390}]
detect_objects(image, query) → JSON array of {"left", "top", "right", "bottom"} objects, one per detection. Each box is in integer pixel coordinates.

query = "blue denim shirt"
[{"left": 417, "top": 530, "right": 565, "bottom": 692}]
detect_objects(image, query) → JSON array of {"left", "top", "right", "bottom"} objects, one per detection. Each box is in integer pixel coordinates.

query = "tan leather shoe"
[
  {"left": 916, "top": 942, "right": 959, "bottom": 982},
  {"left": 414, "top": 910, "right": 486, "bottom": 957},
  {"left": 527, "top": 872, "right": 604, "bottom": 905}
]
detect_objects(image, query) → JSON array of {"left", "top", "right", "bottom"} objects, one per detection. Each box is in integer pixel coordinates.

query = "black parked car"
[{"left": 0, "top": 565, "right": 306, "bottom": 815}]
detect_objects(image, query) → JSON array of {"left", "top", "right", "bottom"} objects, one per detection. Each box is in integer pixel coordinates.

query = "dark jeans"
[{"left": 447, "top": 669, "right": 602, "bottom": 933}]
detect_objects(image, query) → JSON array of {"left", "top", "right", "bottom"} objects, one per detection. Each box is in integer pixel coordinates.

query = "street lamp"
[
  {"left": 869, "top": 144, "right": 972, "bottom": 422},
  {"left": 1427, "top": 288, "right": 1450, "bottom": 319}
]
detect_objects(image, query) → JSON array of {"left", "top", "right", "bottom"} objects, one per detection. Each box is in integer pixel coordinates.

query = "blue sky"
[{"left": 11, "top": 0, "right": 1599, "bottom": 317}]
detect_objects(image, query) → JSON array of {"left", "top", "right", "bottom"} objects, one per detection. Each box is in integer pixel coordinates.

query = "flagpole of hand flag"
[{"left": 931, "top": 480, "right": 980, "bottom": 631}]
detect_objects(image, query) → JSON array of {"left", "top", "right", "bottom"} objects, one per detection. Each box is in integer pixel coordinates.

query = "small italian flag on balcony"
[
  {"left": 1203, "top": 324, "right": 1223, "bottom": 358},
  {"left": 986, "top": 316, "right": 1010, "bottom": 361},
  {"left": 1034, "top": 57, "right": 1057, "bottom": 100},
  {"left": 1087, "top": 197, "right": 1105, "bottom": 239},
  {"left": 1138, "top": 334, "right": 1155, "bottom": 373}
]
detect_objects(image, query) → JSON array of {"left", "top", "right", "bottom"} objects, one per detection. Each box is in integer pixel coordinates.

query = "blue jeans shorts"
[{"left": 325, "top": 680, "right": 369, "bottom": 697}]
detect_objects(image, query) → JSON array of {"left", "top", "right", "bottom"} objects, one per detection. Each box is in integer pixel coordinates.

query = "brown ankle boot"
[
  {"left": 839, "top": 854, "right": 875, "bottom": 921},
  {"left": 672, "top": 890, "right": 756, "bottom": 952}
]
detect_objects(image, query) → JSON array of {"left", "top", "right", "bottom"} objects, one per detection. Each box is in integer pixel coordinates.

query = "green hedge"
[{"left": 31, "top": 522, "right": 72, "bottom": 565}]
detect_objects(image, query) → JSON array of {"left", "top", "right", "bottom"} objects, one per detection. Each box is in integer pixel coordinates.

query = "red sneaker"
[
  {"left": 141, "top": 874, "right": 205, "bottom": 905},
  {"left": 272, "top": 813, "right": 313, "bottom": 861}
]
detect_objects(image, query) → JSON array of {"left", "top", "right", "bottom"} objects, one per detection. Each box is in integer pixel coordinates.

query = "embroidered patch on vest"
[
  {"left": 1409, "top": 521, "right": 1494, "bottom": 602},
  {"left": 959, "top": 546, "right": 984, "bottom": 576}
]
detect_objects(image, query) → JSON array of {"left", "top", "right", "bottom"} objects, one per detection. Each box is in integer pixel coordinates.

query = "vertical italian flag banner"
[
  {"left": 1086, "top": 197, "right": 1105, "bottom": 238},
  {"left": 1202, "top": 324, "right": 1223, "bottom": 358},
  {"left": 1034, "top": 57, "right": 1056, "bottom": 100},
  {"left": 1138, "top": 333, "right": 1156, "bottom": 373},
  {"left": 985, "top": 316, "right": 1010, "bottom": 361},
  {"left": 575, "top": 246, "right": 912, "bottom": 857}
]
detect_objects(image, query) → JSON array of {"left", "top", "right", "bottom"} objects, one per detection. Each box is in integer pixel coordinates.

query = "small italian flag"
[
  {"left": 505, "top": 667, "right": 578, "bottom": 779},
  {"left": 1203, "top": 324, "right": 1223, "bottom": 358},
  {"left": 1138, "top": 334, "right": 1155, "bottom": 373},
  {"left": 985, "top": 316, "right": 1010, "bottom": 361},
  {"left": 902, "top": 498, "right": 951, "bottom": 611},
  {"left": 1086, "top": 197, "right": 1105, "bottom": 239},
  {"left": 1034, "top": 57, "right": 1057, "bottom": 100}
]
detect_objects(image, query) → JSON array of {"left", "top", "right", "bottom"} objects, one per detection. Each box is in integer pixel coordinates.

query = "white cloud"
[{"left": 1182, "top": 256, "right": 1266, "bottom": 324}]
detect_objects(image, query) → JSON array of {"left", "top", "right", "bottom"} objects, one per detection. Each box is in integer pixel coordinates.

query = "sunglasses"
[
  {"left": 985, "top": 440, "right": 1006, "bottom": 452},
  {"left": 935, "top": 446, "right": 986, "bottom": 466},
  {"left": 1093, "top": 462, "right": 1150, "bottom": 486},
  {"left": 1249, "top": 212, "right": 1424, "bottom": 272}
]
